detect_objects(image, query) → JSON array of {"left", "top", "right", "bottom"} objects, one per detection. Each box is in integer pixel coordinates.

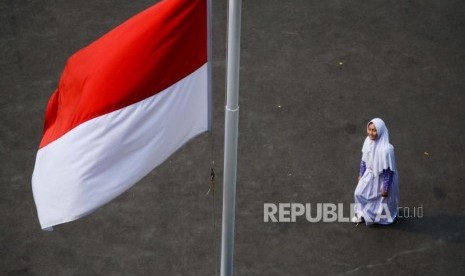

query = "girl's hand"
[{"left": 381, "top": 191, "right": 389, "bottom": 197}]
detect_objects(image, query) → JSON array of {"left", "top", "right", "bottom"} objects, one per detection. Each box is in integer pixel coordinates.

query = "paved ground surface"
[{"left": 1, "top": 0, "right": 465, "bottom": 275}]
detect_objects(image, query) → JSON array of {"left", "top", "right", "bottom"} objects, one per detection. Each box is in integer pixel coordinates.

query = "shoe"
[{"left": 351, "top": 215, "right": 364, "bottom": 224}]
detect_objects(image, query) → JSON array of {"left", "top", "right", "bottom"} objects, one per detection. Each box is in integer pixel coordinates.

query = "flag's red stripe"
[{"left": 39, "top": 0, "right": 207, "bottom": 149}]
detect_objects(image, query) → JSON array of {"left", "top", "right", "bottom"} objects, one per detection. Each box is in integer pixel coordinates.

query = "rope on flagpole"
[
  {"left": 205, "top": 0, "right": 218, "bottom": 275},
  {"left": 206, "top": 167, "right": 218, "bottom": 276}
]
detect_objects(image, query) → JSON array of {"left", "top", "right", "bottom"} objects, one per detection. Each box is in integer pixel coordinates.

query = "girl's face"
[{"left": 367, "top": 123, "right": 378, "bottom": 140}]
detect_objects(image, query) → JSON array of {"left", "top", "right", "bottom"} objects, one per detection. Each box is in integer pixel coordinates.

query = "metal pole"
[{"left": 220, "top": 0, "right": 242, "bottom": 275}]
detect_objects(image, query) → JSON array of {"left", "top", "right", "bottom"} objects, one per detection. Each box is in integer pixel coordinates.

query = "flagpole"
[{"left": 220, "top": 0, "right": 242, "bottom": 275}]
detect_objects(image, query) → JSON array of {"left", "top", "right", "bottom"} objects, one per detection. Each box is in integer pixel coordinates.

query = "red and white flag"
[{"left": 32, "top": 0, "right": 210, "bottom": 230}]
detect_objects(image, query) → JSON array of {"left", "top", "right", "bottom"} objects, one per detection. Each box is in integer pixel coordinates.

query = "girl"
[{"left": 352, "top": 118, "right": 399, "bottom": 225}]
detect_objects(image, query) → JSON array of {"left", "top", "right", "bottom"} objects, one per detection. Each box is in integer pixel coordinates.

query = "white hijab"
[{"left": 361, "top": 118, "right": 396, "bottom": 175}]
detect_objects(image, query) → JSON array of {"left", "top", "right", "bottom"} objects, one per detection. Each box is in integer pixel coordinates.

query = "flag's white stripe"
[{"left": 32, "top": 63, "right": 208, "bottom": 229}]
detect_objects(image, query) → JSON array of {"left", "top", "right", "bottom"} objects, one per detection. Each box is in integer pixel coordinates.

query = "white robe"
[{"left": 354, "top": 118, "right": 399, "bottom": 225}]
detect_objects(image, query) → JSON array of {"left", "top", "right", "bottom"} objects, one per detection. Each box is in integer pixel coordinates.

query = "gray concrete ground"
[{"left": 1, "top": 0, "right": 465, "bottom": 275}]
